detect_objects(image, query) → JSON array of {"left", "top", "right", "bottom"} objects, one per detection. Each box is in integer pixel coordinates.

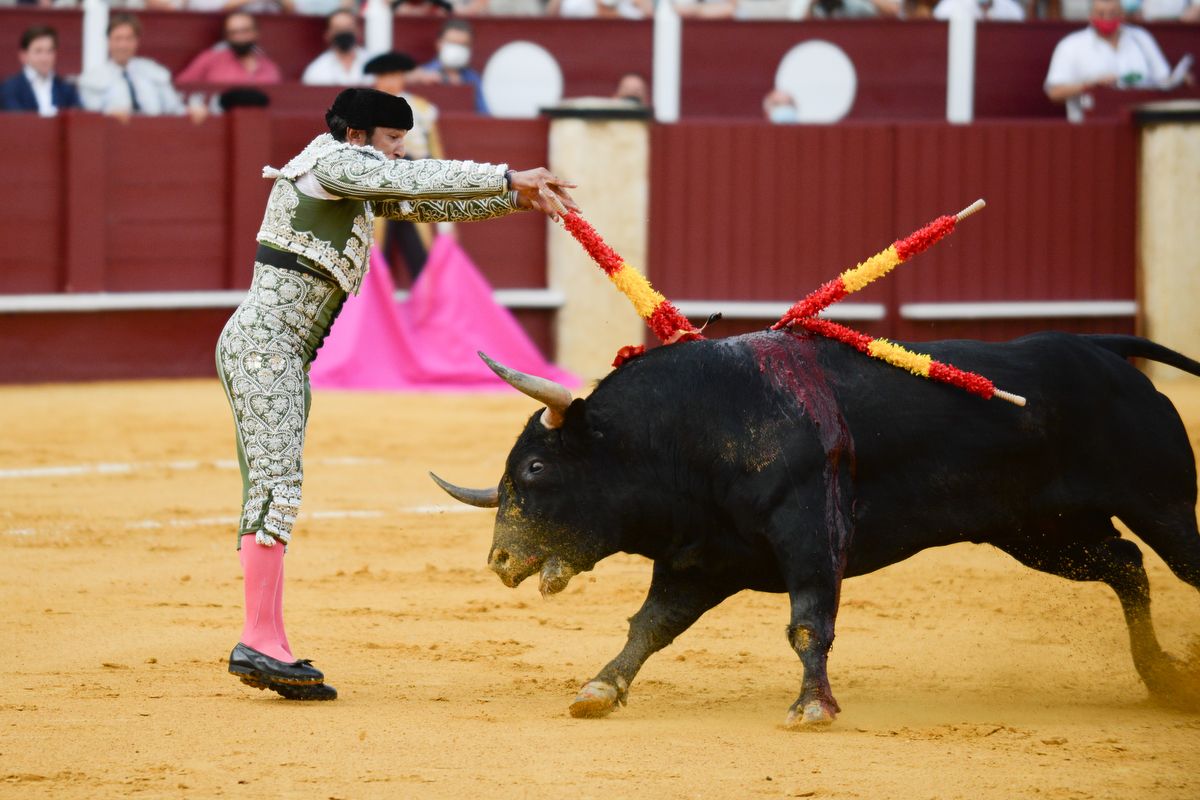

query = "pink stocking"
[
  {"left": 273, "top": 550, "right": 293, "bottom": 660},
  {"left": 239, "top": 534, "right": 292, "bottom": 662}
]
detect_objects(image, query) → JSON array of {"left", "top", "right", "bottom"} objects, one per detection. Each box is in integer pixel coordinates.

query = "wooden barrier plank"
[
  {"left": 103, "top": 116, "right": 228, "bottom": 291},
  {"left": 226, "top": 108, "right": 273, "bottom": 288},
  {"left": 63, "top": 111, "right": 107, "bottom": 293},
  {"left": 0, "top": 115, "right": 63, "bottom": 294}
]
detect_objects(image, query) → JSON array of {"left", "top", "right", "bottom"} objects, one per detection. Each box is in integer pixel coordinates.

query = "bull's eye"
[{"left": 528, "top": 461, "right": 544, "bottom": 475}]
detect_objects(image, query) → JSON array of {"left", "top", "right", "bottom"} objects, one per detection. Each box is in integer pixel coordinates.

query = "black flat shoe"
[
  {"left": 228, "top": 643, "right": 323, "bottom": 686},
  {"left": 238, "top": 676, "right": 338, "bottom": 701}
]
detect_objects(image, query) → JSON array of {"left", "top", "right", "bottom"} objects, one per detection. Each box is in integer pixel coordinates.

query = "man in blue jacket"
[{"left": 1, "top": 25, "right": 80, "bottom": 115}]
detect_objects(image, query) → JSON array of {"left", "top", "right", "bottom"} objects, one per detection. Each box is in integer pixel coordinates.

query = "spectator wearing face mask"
[
  {"left": 176, "top": 12, "right": 283, "bottom": 86},
  {"left": 412, "top": 18, "right": 489, "bottom": 115},
  {"left": 1045, "top": 0, "right": 1172, "bottom": 122},
  {"left": 301, "top": 10, "right": 370, "bottom": 87},
  {"left": 763, "top": 88, "right": 799, "bottom": 124},
  {"left": 932, "top": 0, "right": 1025, "bottom": 19}
]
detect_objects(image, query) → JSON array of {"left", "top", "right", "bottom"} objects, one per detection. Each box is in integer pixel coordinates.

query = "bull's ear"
[{"left": 560, "top": 398, "right": 592, "bottom": 446}]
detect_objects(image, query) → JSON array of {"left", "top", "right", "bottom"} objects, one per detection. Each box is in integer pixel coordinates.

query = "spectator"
[
  {"left": 301, "top": 10, "right": 370, "bottom": 87},
  {"left": 294, "top": 0, "right": 356, "bottom": 13},
  {"left": 176, "top": 12, "right": 282, "bottom": 86},
  {"left": 186, "top": 0, "right": 294, "bottom": 12},
  {"left": 933, "top": 0, "right": 1026, "bottom": 18},
  {"left": 808, "top": 0, "right": 902, "bottom": 17},
  {"left": 1139, "top": 0, "right": 1200, "bottom": 20},
  {"left": 674, "top": 0, "right": 737, "bottom": 17},
  {"left": 1, "top": 25, "right": 80, "bottom": 116},
  {"left": 1044, "top": 0, "right": 1172, "bottom": 122},
  {"left": 395, "top": 0, "right": 492, "bottom": 14},
  {"left": 905, "top": 0, "right": 940, "bottom": 16},
  {"left": 613, "top": 72, "right": 650, "bottom": 106},
  {"left": 77, "top": 14, "right": 192, "bottom": 121},
  {"left": 412, "top": 18, "right": 489, "bottom": 114},
  {"left": 488, "top": 0, "right": 543, "bottom": 12},
  {"left": 547, "top": 0, "right": 654, "bottom": 18},
  {"left": 763, "top": 88, "right": 799, "bottom": 124}
]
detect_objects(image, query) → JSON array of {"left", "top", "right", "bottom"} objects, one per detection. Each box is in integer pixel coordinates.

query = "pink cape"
[{"left": 309, "top": 238, "right": 578, "bottom": 391}]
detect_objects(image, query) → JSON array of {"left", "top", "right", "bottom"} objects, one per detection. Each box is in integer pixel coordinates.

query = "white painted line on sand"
[
  {"left": 405, "top": 504, "right": 487, "bottom": 515},
  {"left": 0, "top": 456, "right": 384, "bottom": 481},
  {"left": 4, "top": 504, "right": 488, "bottom": 538}
]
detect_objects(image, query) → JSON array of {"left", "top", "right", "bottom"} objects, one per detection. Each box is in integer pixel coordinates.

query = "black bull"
[{"left": 432, "top": 331, "right": 1200, "bottom": 726}]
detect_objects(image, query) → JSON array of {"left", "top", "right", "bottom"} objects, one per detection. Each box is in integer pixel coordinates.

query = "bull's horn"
[
  {"left": 429, "top": 472, "right": 499, "bottom": 508},
  {"left": 478, "top": 351, "right": 572, "bottom": 429}
]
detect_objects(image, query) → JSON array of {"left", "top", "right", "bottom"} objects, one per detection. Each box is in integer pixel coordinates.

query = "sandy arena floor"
[{"left": 1, "top": 376, "right": 1199, "bottom": 799}]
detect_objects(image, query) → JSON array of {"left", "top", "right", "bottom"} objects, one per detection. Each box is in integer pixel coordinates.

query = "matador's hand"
[{"left": 509, "top": 168, "right": 579, "bottom": 222}]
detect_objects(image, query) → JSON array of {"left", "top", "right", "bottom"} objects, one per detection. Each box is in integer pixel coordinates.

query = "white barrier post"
[
  {"left": 82, "top": 0, "right": 109, "bottom": 74},
  {"left": 364, "top": 0, "right": 393, "bottom": 57},
  {"left": 945, "top": 12, "right": 976, "bottom": 124},
  {"left": 652, "top": 0, "right": 681, "bottom": 123}
]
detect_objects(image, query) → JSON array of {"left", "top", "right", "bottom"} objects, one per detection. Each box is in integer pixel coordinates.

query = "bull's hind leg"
[
  {"left": 1120, "top": 505, "right": 1200, "bottom": 593},
  {"left": 569, "top": 563, "right": 734, "bottom": 719},
  {"left": 996, "top": 519, "right": 1180, "bottom": 701},
  {"left": 770, "top": 482, "right": 852, "bottom": 729}
]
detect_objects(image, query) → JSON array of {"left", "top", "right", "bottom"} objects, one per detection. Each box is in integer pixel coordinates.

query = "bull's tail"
[{"left": 1086, "top": 335, "right": 1200, "bottom": 379}]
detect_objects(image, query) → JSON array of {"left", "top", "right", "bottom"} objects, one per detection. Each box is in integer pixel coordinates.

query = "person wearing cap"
[
  {"left": 364, "top": 51, "right": 444, "bottom": 278},
  {"left": 217, "top": 87, "right": 577, "bottom": 701}
]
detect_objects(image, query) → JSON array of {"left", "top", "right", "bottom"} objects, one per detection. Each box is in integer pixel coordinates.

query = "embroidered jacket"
[{"left": 257, "top": 134, "right": 521, "bottom": 293}]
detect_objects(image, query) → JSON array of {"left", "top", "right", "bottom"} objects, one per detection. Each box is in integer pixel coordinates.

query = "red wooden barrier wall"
[
  {"left": 649, "top": 120, "right": 1137, "bottom": 342},
  {"left": 682, "top": 20, "right": 947, "bottom": 121},
  {"left": 0, "top": 111, "right": 551, "bottom": 383},
  {"left": 0, "top": 111, "right": 548, "bottom": 296}
]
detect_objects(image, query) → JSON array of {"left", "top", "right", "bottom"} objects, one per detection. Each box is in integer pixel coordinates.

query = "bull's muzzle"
[{"left": 488, "top": 546, "right": 575, "bottom": 597}]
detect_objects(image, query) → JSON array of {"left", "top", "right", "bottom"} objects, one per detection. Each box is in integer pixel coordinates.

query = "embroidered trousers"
[{"left": 216, "top": 263, "right": 346, "bottom": 548}]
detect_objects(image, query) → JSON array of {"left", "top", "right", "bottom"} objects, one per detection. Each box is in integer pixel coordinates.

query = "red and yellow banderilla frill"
[{"left": 558, "top": 201, "right": 1026, "bottom": 407}]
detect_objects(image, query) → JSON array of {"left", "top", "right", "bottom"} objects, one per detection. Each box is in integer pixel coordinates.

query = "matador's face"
[{"left": 369, "top": 127, "right": 408, "bottom": 160}]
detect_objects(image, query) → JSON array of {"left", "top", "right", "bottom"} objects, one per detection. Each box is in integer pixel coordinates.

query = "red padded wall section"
[
  {"left": 891, "top": 122, "right": 1136, "bottom": 303},
  {"left": 0, "top": 115, "right": 64, "bottom": 294},
  {"left": 680, "top": 20, "right": 947, "bottom": 121},
  {"left": 650, "top": 120, "right": 1137, "bottom": 343},
  {"left": 102, "top": 115, "right": 229, "bottom": 290},
  {"left": 650, "top": 122, "right": 896, "bottom": 310},
  {"left": 0, "top": 308, "right": 231, "bottom": 382}
]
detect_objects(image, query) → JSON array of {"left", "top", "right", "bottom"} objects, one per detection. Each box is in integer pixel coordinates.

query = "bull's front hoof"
[
  {"left": 784, "top": 700, "right": 837, "bottom": 729},
  {"left": 569, "top": 680, "right": 620, "bottom": 718}
]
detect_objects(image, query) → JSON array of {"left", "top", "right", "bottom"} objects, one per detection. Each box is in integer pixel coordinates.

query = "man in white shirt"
[
  {"left": 77, "top": 13, "right": 186, "bottom": 120},
  {"left": 300, "top": 9, "right": 370, "bottom": 87},
  {"left": 1044, "top": 0, "right": 1172, "bottom": 122}
]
